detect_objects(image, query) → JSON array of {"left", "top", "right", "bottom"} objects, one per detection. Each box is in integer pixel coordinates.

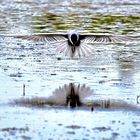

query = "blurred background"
[{"left": 0, "top": 0, "right": 140, "bottom": 34}]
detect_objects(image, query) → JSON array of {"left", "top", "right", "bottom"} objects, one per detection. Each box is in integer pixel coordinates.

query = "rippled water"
[{"left": 0, "top": 0, "right": 140, "bottom": 140}]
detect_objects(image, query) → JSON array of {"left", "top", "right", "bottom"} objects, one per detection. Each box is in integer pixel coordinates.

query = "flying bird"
[{"left": 1, "top": 30, "right": 139, "bottom": 57}]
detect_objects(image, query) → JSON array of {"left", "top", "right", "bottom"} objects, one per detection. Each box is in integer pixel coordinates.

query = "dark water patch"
[
  {"left": 130, "top": 131, "right": 138, "bottom": 137},
  {"left": 110, "top": 78, "right": 122, "bottom": 82},
  {"left": 9, "top": 72, "right": 23, "bottom": 78},
  {"left": 112, "top": 132, "right": 119, "bottom": 135},
  {"left": 21, "top": 135, "right": 32, "bottom": 140},
  {"left": 136, "top": 128, "right": 140, "bottom": 131},
  {"left": 6, "top": 57, "right": 23, "bottom": 60},
  {"left": 111, "top": 120, "right": 116, "bottom": 124},
  {"left": 66, "top": 131, "right": 75, "bottom": 135},
  {"left": 99, "top": 80, "right": 106, "bottom": 84},
  {"left": 57, "top": 123, "right": 62, "bottom": 126},
  {"left": 111, "top": 132, "right": 120, "bottom": 139},
  {"left": 92, "top": 126, "right": 112, "bottom": 132},
  {"left": 50, "top": 73, "right": 57, "bottom": 76},
  {"left": 19, "top": 54, "right": 26, "bottom": 57},
  {"left": 0, "top": 127, "right": 29, "bottom": 132},
  {"left": 47, "top": 138, "right": 53, "bottom": 140},
  {"left": 57, "top": 57, "right": 62, "bottom": 60},
  {"left": 82, "top": 138, "right": 89, "bottom": 140},
  {"left": 132, "top": 121, "right": 140, "bottom": 127},
  {"left": 66, "top": 125, "right": 81, "bottom": 129}
]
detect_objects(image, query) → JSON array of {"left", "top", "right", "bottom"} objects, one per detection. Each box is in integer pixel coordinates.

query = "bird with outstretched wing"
[{"left": 1, "top": 30, "right": 139, "bottom": 57}]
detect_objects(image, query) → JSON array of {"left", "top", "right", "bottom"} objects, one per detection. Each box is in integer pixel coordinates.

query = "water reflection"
[
  {"left": 50, "top": 83, "right": 93, "bottom": 108},
  {"left": 13, "top": 83, "right": 93, "bottom": 108},
  {"left": 13, "top": 83, "right": 139, "bottom": 111}
]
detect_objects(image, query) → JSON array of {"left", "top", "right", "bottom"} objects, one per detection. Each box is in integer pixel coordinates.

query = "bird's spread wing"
[
  {"left": 80, "top": 34, "right": 138, "bottom": 43},
  {"left": 1, "top": 33, "right": 77, "bottom": 57},
  {"left": 2, "top": 33, "right": 68, "bottom": 43}
]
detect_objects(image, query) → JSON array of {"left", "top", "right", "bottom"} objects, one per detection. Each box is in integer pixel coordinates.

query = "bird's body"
[{"left": 1, "top": 30, "right": 139, "bottom": 57}]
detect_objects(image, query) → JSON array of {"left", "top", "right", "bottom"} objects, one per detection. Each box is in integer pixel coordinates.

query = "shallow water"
[{"left": 0, "top": 0, "right": 140, "bottom": 139}]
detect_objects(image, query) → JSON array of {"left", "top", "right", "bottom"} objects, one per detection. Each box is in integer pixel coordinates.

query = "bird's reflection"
[
  {"left": 65, "top": 83, "right": 82, "bottom": 108},
  {"left": 13, "top": 83, "right": 139, "bottom": 111},
  {"left": 48, "top": 83, "right": 93, "bottom": 108}
]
